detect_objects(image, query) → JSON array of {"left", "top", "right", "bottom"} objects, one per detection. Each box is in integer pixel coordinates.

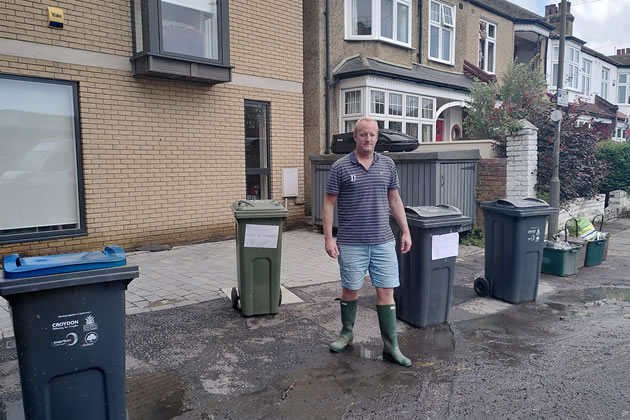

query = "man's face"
[{"left": 353, "top": 120, "right": 379, "bottom": 154}]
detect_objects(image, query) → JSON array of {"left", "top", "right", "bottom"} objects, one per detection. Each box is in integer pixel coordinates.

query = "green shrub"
[
  {"left": 460, "top": 225, "right": 484, "bottom": 248},
  {"left": 596, "top": 140, "right": 630, "bottom": 194}
]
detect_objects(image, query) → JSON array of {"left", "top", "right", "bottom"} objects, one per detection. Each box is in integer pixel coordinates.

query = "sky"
[{"left": 510, "top": 0, "right": 630, "bottom": 55}]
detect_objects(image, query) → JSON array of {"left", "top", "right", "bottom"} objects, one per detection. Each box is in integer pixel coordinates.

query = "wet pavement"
[{"left": 1, "top": 218, "right": 629, "bottom": 419}]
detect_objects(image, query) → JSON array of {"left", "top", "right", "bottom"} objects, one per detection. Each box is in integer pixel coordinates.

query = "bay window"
[
  {"left": 131, "top": 0, "right": 231, "bottom": 83},
  {"left": 342, "top": 89, "right": 363, "bottom": 132},
  {"left": 429, "top": 0, "right": 455, "bottom": 64},
  {"left": 345, "top": 0, "right": 412, "bottom": 47},
  {"left": 0, "top": 75, "right": 85, "bottom": 243}
]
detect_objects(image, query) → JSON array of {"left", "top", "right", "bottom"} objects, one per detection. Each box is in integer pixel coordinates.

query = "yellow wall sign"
[{"left": 47, "top": 7, "right": 64, "bottom": 29}]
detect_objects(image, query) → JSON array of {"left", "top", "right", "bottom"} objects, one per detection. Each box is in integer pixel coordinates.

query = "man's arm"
[
  {"left": 322, "top": 193, "right": 339, "bottom": 258},
  {"left": 388, "top": 189, "right": 412, "bottom": 254}
]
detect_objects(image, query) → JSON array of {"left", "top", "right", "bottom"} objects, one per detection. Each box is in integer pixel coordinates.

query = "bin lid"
[
  {"left": 403, "top": 205, "right": 470, "bottom": 228},
  {"left": 232, "top": 200, "right": 289, "bottom": 219},
  {"left": 2, "top": 246, "right": 127, "bottom": 280},
  {"left": 479, "top": 198, "right": 558, "bottom": 217}
]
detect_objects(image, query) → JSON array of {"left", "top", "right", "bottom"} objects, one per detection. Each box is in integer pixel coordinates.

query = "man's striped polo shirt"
[{"left": 326, "top": 151, "right": 400, "bottom": 245}]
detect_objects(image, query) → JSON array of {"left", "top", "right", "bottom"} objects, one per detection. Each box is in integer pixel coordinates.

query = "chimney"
[
  {"left": 618, "top": 49, "right": 623, "bottom": 55},
  {"left": 544, "top": 3, "right": 574, "bottom": 36}
]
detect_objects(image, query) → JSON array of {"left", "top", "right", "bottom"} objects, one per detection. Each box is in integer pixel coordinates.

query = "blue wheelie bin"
[{"left": 1, "top": 246, "right": 139, "bottom": 420}]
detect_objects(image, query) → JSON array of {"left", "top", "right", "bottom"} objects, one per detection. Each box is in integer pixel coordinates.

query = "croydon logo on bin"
[{"left": 83, "top": 315, "right": 98, "bottom": 332}]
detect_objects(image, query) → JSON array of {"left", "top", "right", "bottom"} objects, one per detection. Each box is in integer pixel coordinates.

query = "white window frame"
[
  {"left": 344, "top": 0, "right": 413, "bottom": 48},
  {"left": 567, "top": 47, "right": 580, "bottom": 90},
  {"left": 618, "top": 73, "right": 629, "bottom": 105},
  {"left": 478, "top": 19, "right": 497, "bottom": 74},
  {"left": 581, "top": 59, "right": 592, "bottom": 96},
  {"left": 551, "top": 45, "right": 559, "bottom": 87},
  {"left": 428, "top": 0, "right": 456, "bottom": 65},
  {"left": 341, "top": 88, "right": 364, "bottom": 132},
  {"left": 601, "top": 67, "right": 609, "bottom": 100}
]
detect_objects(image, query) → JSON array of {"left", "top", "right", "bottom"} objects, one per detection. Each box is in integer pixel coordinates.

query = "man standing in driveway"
[{"left": 323, "top": 117, "right": 412, "bottom": 367}]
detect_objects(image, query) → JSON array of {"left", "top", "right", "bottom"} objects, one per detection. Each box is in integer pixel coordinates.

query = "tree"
[{"left": 464, "top": 60, "right": 608, "bottom": 201}]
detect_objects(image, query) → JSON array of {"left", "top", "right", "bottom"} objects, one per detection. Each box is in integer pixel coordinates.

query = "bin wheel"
[
  {"left": 279, "top": 289, "right": 282, "bottom": 306},
  {"left": 474, "top": 277, "right": 490, "bottom": 297},
  {"left": 231, "top": 287, "right": 240, "bottom": 311}
]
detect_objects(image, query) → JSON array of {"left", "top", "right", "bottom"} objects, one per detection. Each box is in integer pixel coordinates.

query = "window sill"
[
  {"left": 345, "top": 37, "right": 415, "bottom": 51},
  {"left": 428, "top": 57, "right": 454, "bottom": 66},
  {"left": 0, "top": 229, "right": 87, "bottom": 245},
  {"left": 131, "top": 52, "right": 233, "bottom": 85}
]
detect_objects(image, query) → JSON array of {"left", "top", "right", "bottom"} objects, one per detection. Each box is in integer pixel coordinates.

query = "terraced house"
[
  {"left": 303, "top": 0, "right": 553, "bottom": 212},
  {"left": 0, "top": 0, "right": 305, "bottom": 256}
]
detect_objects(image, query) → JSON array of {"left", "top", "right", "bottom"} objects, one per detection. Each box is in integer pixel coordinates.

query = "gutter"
[
  {"left": 334, "top": 69, "right": 472, "bottom": 93},
  {"left": 324, "top": 0, "right": 331, "bottom": 154},
  {"left": 417, "top": 0, "right": 422, "bottom": 63}
]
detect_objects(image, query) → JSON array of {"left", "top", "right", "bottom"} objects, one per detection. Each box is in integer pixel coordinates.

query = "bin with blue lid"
[
  {"left": 390, "top": 205, "right": 471, "bottom": 328},
  {"left": 0, "top": 246, "right": 139, "bottom": 420},
  {"left": 475, "top": 198, "right": 557, "bottom": 303}
]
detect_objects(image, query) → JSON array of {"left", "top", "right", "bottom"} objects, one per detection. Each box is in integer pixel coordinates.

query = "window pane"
[
  {"left": 406, "top": 95, "right": 418, "bottom": 117},
  {"left": 479, "top": 38, "right": 486, "bottom": 68},
  {"left": 375, "top": 120, "right": 385, "bottom": 129},
  {"left": 345, "top": 90, "right": 361, "bottom": 115},
  {"left": 618, "top": 86, "right": 626, "bottom": 104},
  {"left": 345, "top": 120, "right": 358, "bottom": 132},
  {"left": 389, "top": 93, "right": 403, "bottom": 116},
  {"left": 552, "top": 63, "right": 558, "bottom": 86},
  {"left": 422, "top": 98, "right": 433, "bottom": 119},
  {"left": 553, "top": 46, "right": 559, "bottom": 61},
  {"left": 620, "top": 74, "right": 627, "bottom": 84},
  {"left": 245, "top": 103, "right": 268, "bottom": 170},
  {"left": 352, "top": 0, "right": 372, "bottom": 35},
  {"left": 389, "top": 121, "right": 403, "bottom": 132},
  {"left": 161, "top": 0, "right": 219, "bottom": 60},
  {"left": 441, "top": 28, "right": 451, "bottom": 61},
  {"left": 406, "top": 122, "right": 418, "bottom": 139},
  {"left": 430, "top": 1, "right": 440, "bottom": 22},
  {"left": 602, "top": 69, "right": 608, "bottom": 81},
  {"left": 442, "top": 4, "right": 453, "bottom": 26},
  {"left": 487, "top": 41, "right": 495, "bottom": 73},
  {"left": 488, "top": 23, "right": 495, "bottom": 38},
  {"left": 396, "top": 3, "right": 409, "bottom": 43},
  {"left": 0, "top": 78, "right": 80, "bottom": 233},
  {"left": 422, "top": 124, "right": 433, "bottom": 142},
  {"left": 246, "top": 174, "right": 269, "bottom": 200},
  {"left": 381, "top": 0, "right": 393, "bottom": 39},
  {"left": 371, "top": 90, "right": 385, "bottom": 114},
  {"left": 430, "top": 26, "right": 439, "bottom": 58}
]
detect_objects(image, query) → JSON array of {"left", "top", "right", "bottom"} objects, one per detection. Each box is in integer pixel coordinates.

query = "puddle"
[
  {"left": 126, "top": 372, "right": 187, "bottom": 419},
  {"left": 400, "top": 324, "right": 456, "bottom": 362},
  {"left": 352, "top": 345, "right": 380, "bottom": 360},
  {"left": 546, "top": 287, "right": 630, "bottom": 308}
]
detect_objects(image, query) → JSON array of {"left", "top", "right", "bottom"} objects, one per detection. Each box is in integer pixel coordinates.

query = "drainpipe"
[
  {"left": 324, "top": 0, "right": 331, "bottom": 154},
  {"left": 417, "top": 0, "right": 423, "bottom": 63}
]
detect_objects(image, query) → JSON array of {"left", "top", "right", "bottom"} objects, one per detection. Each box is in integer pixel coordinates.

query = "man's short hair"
[{"left": 353, "top": 117, "right": 379, "bottom": 136}]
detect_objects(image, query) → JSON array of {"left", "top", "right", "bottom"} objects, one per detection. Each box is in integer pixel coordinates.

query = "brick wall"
[
  {"left": 476, "top": 158, "right": 507, "bottom": 225},
  {"left": 0, "top": 0, "right": 304, "bottom": 258}
]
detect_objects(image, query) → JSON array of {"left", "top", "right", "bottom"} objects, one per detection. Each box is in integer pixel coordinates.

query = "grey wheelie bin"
[
  {"left": 0, "top": 246, "right": 138, "bottom": 420},
  {"left": 231, "top": 200, "right": 288, "bottom": 317},
  {"left": 391, "top": 205, "right": 470, "bottom": 328},
  {"left": 475, "top": 198, "right": 557, "bottom": 303}
]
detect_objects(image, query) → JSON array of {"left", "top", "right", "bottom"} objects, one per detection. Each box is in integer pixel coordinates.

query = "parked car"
[{"left": 331, "top": 129, "right": 419, "bottom": 154}]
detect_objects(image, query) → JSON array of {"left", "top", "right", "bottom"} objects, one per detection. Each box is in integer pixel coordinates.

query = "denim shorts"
[{"left": 337, "top": 240, "right": 399, "bottom": 290}]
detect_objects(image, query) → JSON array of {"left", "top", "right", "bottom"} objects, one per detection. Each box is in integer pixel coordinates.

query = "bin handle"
[
  {"left": 3, "top": 254, "right": 20, "bottom": 270},
  {"left": 564, "top": 218, "right": 578, "bottom": 242},
  {"left": 524, "top": 197, "right": 549, "bottom": 205},
  {"left": 592, "top": 214, "right": 604, "bottom": 231},
  {"left": 236, "top": 200, "right": 255, "bottom": 207}
]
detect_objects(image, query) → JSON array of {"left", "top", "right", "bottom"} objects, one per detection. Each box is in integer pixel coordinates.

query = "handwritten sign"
[
  {"left": 431, "top": 232, "right": 459, "bottom": 260},
  {"left": 244, "top": 224, "right": 279, "bottom": 248}
]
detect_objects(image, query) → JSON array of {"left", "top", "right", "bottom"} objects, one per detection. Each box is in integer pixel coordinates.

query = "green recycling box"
[{"left": 231, "top": 200, "right": 288, "bottom": 317}]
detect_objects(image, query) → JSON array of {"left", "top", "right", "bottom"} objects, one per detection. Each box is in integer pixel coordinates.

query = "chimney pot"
[
  {"left": 618, "top": 49, "right": 623, "bottom": 55},
  {"left": 566, "top": 1, "right": 571, "bottom": 13}
]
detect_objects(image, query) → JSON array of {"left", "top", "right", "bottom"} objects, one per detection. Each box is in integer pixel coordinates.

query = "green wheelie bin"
[{"left": 231, "top": 200, "right": 288, "bottom": 316}]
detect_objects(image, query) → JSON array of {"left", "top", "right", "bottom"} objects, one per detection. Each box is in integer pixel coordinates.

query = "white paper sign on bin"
[
  {"left": 431, "top": 232, "right": 459, "bottom": 260},
  {"left": 244, "top": 224, "right": 279, "bottom": 248}
]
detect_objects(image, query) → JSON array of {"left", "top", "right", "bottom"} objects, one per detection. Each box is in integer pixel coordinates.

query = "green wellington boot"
[
  {"left": 329, "top": 299, "right": 358, "bottom": 352},
  {"left": 376, "top": 304, "right": 412, "bottom": 367}
]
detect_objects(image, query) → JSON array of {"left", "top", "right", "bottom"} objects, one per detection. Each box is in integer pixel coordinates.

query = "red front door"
[{"left": 436, "top": 120, "right": 444, "bottom": 142}]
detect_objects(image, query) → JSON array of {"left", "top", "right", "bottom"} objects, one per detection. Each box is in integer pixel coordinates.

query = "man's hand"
[
  {"left": 400, "top": 232, "right": 412, "bottom": 254},
  {"left": 325, "top": 237, "right": 339, "bottom": 258}
]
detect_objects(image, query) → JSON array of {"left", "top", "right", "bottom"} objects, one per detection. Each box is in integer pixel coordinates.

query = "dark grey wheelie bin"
[
  {"left": 231, "top": 200, "right": 288, "bottom": 317},
  {"left": 0, "top": 246, "right": 138, "bottom": 420},
  {"left": 391, "top": 205, "right": 470, "bottom": 328},
  {"left": 475, "top": 198, "right": 557, "bottom": 303}
]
